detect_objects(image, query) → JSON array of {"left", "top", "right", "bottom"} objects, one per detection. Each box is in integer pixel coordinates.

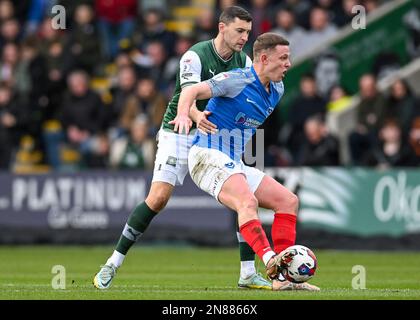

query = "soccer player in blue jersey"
[{"left": 171, "top": 33, "right": 320, "bottom": 291}]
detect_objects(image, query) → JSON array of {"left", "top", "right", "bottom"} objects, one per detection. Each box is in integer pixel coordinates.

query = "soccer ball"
[{"left": 280, "top": 245, "right": 317, "bottom": 283}]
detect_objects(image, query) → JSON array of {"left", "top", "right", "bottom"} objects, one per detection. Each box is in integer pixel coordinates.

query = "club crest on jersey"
[{"left": 224, "top": 162, "right": 235, "bottom": 169}]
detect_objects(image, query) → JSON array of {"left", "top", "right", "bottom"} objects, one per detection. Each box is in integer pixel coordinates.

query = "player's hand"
[
  {"left": 169, "top": 114, "right": 192, "bottom": 134},
  {"left": 196, "top": 111, "right": 217, "bottom": 134}
]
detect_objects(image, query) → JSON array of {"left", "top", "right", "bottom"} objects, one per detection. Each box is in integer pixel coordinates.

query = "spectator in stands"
[
  {"left": 15, "top": 37, "right": 48, "bottom": 105},
  {"left": 24, "top": 0, "right": 56, "bottom": 36},
  {"left": 248, "top": 0, "right": 273, "bottom": 43},
  {"left": 36, "top": 17, "right": 65, "bottom": 57},
  {"left": 10, "top": 0, "right": 31, "bottom": 27},
  {"left": 362, "top": 118, "right": 418, "bottom": 168},
  {"left": 384, "top": 78, "right": 418, "bottom": 135},
  {"left": 194, "top": 7, "right": 217, "bottom": 42},
  {"left": 61, "top": 70, "right": 105, "bottom": 139},
  {"left": 82, "top": 132, "right": 110, "bottom": 168},
  {"left": 133, "top": 41, "right": 170, "bottom": 94},
  {"left": 110, "top": 114, "right": 155, "bottom": 170},
  {"left": 409, "top": 116, "right": 420, "bottom": 164},
  {"left": 0, "top": 84, "right": 27, "bottom": 169},
  {"left": 315, "top": 0, "right": 342, "bottom": 22},
  {"left": 363, "top": 0, "right": 380, "bottom": 14},
  {"left": 44, "top": 70, "right": 104, "bottom": 169},
  {"left": 44, "top": 39, "right": 68, "bottom": 87},
  {"left": 118, "top": 77, "right": 166, "bottom": 136},
  {"left": 281, "top": 0, "right": 312, "bottom": 30},
  {"left": 114, "top": 50, "right": 135, "bottom": 71},
  {"left": 65, "top": 4, "right": 101, "bottom": 75},
  {"left": 217, "top": 0, "right": 239, "bottom": 12},
  {"left": 270, "top": 7, "right": 307, "bottom": 60},
  {"left": 334, "top": 0, "right": 360, "bottom": 28},
  {"left": 163, "top": 35, "right": 194, "bottom": 95},
  {"left": 295, "top": 114, "right": 340, "bottom": 166},
  {"left": 348, "top": 73, "right": 387, "bottom": 165},
  {"left": 137, "top": 8, "right": 177, "bottom": 58},
  {"left": 287, "top": 74, "right": 327, "bottom": 162},
  {"left": 326, "top": 85, "right": 352, "bottom": 112},
  {"left": 0, "top": 18, "right": 21, "bottom": 49},
  {"left": 108, "top": 66, "right": 137, "bottom": 135},
  {"left": 0, "top": 42, "right": 20, "bottom": 87},
  {"left": 95, "top": 0, "right": 137, "bottom": 60},
  {"left": 15, "top": 37, "right": 48, "bottom": 151},
  {"left": 300, "top": 6, "right": 338, "bottom": 54},
  {"left": 0, "top": 0, "right": 14, "bottom": 24}
]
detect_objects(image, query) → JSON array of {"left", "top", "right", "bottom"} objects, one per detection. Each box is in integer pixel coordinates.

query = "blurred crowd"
[{"left": 0, "top": 0, "right": 419, "bottom": 172}]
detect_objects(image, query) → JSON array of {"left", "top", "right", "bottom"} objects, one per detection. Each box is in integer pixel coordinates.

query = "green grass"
[{"left": 1, "top": 245, "right": 420, "bottom": 300}]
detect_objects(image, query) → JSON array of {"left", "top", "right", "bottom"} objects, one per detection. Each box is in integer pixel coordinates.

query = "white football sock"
[
  {"left": 240, "top": 261, "right": 256, "bottom": 279},
  {"left": 106, "top": 250, "right": 125, "bottom": 268},
  {"left": 263, "top": 250, "right": 276, "bottom": 266}
]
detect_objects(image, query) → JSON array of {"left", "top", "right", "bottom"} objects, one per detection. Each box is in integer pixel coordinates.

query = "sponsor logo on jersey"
[
  {"left": 235, "top": 112, "right": 247, "bottom": 125},
  {"left": 181, "top": 73, "right": 193, "bottom": 80},
  {"left": 267, "top": 107, "right": 274, "bottom": 115},
  {"left": 234, "top": 112, "right": 262, "bottom": 128},
  {"left": 209, "top": 68, "right": 216, "bottom": 77}
]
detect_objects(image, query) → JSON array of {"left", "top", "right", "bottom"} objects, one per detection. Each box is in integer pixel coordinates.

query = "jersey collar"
[
  {"left": 251, "top": 65, "right": 272, "bottom": 96},
  {"left": 211, "top": 39, "right": 234, "bottom": 63}
]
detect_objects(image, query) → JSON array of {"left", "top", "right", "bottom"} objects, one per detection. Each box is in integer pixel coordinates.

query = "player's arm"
[
  {"left": 170, "top": 82, "right": 213, "bottom": 134},
  {"left": 189, "top": 102, "right": 217, "bottom": 134}
]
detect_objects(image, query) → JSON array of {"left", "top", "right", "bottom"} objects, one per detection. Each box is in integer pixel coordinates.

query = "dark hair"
[
  {"left": 253, "top": 32, "right": 289, "bottom": 58},
  {"left": 219, "top": 6, "right": 252, "bottom": 24}
]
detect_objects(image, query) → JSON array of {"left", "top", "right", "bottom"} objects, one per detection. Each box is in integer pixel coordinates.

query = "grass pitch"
[{"left": 1, "top": 245, "right": 420, "bottom": 300}]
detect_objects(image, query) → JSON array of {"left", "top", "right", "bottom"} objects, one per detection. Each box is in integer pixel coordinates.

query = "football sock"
[
  {"left": 107, "top": 250, "right": 125, "bottom": 268},
  {"left": 271, "top": 213, "right": 297, "bottom": 254},
  {"left": 239, "top": 219, "right": 276, "bottom": 266},
  {"left": 115, "top": 202, "right": 157, "bottom": 256},
  {"left": 240, "top": 261, "right": 256, "bottom": 279},
  {"left": 237, "top": 231, "right": 257, "bottom": 278}
]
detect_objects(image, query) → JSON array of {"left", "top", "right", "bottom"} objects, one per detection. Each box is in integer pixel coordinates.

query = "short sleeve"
[
  {"left": 205, "top": 72, "right": 231, "bottom": 97},
  {"left": 205, "top": 69, "right": 254, "bottom": 98},
  {"left": 179, "top": 51, "right": 202, "bottom": 88}
]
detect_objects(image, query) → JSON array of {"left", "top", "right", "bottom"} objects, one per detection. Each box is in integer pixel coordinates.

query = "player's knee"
[
  {"left": 286, "top": 192, "right": 299, "bottom": 213},
  {"left": 238, "top": 195, "right": 259, "bottom": 214},
  {"left": 145, "top": 191, "right": 170, "bottom": 212},
  {"left": 273, "top": 191, "right": 299, "bottom": 213}
]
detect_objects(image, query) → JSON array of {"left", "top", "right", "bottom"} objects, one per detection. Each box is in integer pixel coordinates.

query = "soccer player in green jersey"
[{"left": 94, "top": 6, "right": 272, "bottom": 290}]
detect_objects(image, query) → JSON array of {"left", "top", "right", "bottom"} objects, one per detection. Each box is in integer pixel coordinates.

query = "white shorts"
[
  {"left": 152, "top": 129, "right": 195, "bottom": 186},
  {"left": 188, "top": 145, "right": 265, "bottom": 200}
]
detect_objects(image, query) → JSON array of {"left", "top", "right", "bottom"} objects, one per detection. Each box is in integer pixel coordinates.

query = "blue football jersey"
[{"left": 193, "top": 66, "right": 284, "bottom": 161}]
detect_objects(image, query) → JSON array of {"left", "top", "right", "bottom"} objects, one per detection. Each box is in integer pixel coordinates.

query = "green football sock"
[
  {"left": 239, "top": 240, "right": 256, "bottom": 261},
  {"left": 237, "top": 229, "right": 256, "bottom": 262},
  {"left": 115, "top": 202, "right": 157, "bottom": 255}
]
